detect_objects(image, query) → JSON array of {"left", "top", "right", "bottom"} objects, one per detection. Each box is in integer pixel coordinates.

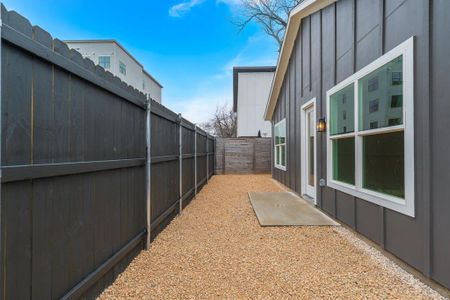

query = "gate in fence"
[{"left": 0, "top": 6, "right": 214, "bottom": 299}]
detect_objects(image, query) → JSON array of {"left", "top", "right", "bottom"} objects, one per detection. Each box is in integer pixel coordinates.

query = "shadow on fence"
[{"left": 0, "top": 5, "right": 214, "bottom": 299}]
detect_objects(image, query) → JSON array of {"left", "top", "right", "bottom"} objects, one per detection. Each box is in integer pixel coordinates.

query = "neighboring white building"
[
  {"left": 65, "top": 40, "right": 163, "bottom": 103},
  {"left": 233, "top": 66, "right": 275, "bottom": 137}
]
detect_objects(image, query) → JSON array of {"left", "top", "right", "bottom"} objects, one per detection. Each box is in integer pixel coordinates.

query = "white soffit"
[{"left": 264, "top": 0, "right": 337, "bottom": 121}]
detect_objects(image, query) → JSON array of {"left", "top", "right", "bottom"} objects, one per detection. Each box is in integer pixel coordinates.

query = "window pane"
[
  {"left": 359, "top": 56, "right": 403, "bottom": 131},
  {"left": 281, "top": 145, "right": 286, "bottom": 166},
  {"left": 98, "top": 56, "right": 110, "bottom": 69},
  {"left": 332, "top": 138, "right": 355, "bottom": 185},
  {"left": 279, "top": 121, "right": 286, "bottom": 141},
  {"left": 274, "top": 121, "right": 286, "bottom": 146},
  {"left": 363, "top": 131, "right": 404, "bottom": 198},
  {"left": 308, "top": 111, "right": 315, "bottom": 186},
  {"left": 330, "top": 84, "right": 354, "bottom": 135},
  {"left": 276, "top": 146, "right": 280, "bottom": 165},
  {"left": 120, "top": 61, "right": 127, "bottom": 75}
]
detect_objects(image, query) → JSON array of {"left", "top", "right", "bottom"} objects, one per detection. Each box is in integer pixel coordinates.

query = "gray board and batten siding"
[
  {"left": 271, "top": 0, "right": 450, "bottom": 290},
  {"left": 0, "top": 5, "right": 214, "bottom": 300}
]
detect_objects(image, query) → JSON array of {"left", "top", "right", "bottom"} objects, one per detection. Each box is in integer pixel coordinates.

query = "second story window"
[
  {"left": 98, "top": 56, "right": 111, "bottom": 69},
  {"left": 119, "top": 61, "right": 127, "bottom": 76}
]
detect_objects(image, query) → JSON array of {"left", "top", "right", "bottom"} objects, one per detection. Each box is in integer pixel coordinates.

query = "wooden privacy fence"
[
  {"left": 0, "top": 6, "right": 214, "bottom": 300},
  {"left": 215, "top": 138, "right": 271, "bottom": 174}
]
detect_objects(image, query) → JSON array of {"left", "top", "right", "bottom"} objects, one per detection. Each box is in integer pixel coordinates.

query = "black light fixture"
[{"left": 317, "top": 117, "right": 327, "bottom": 133}]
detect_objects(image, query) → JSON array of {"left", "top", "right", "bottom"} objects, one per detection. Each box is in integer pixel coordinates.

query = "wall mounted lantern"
[{"left": 317, "top": 118, "right": 327, "bottom": 133}]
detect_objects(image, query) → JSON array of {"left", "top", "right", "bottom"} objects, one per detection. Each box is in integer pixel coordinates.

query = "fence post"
[
  {"left": 194, "top": 124, "right": 197, "bottom": 197},
  {"left": 206, "top": 135, "right": 209, "bottom": 183},
  {"left": 0, "top": 11, "right": 3, "bottom": 270},
  {"left": 145, "top": 100, "right": 152, "bottom": 249},
  {"left": 178, "top": 114, "right": 183, "bottom": 213}
]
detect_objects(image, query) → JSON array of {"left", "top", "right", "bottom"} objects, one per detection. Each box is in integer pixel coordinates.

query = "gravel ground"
[{"left": 99, "top": 175, "right": 445, "bottom": 299}]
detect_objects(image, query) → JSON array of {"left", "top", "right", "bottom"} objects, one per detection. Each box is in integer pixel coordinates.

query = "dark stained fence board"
[{"left": 0, "top": 5, "right": 215, "bottom": 300}]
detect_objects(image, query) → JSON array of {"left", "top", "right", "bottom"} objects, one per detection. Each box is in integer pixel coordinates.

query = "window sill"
[
  {"left": 274, "top": 164, "right": 286, "bottom": 171},
  {"left": 327, "top": 179, "right": 415, "bottom": 218}
]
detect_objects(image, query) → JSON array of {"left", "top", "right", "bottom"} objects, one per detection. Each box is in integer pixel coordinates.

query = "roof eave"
[{"left": 264, "top": 0, "right": 337, "bottom": 121}]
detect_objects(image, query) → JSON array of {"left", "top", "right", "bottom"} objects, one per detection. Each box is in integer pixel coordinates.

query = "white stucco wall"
[
  {"left": 66, "top": 41, "right": 162, "bottom": 103},
  {"left": 237, "top": 72, "right": 274, "bottom": 137}
]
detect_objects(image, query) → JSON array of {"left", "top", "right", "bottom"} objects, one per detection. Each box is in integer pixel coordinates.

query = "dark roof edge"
[
  {"left": 233, "top": 66, "right": 276, "bottom": 112},
  {"left": 233, "top": 66, "right": 277, "bottom": 73}
]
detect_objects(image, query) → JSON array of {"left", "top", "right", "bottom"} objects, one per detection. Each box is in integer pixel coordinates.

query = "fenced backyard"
[{"left": 0, "top": 6, "right": 214, "bottom": 299}]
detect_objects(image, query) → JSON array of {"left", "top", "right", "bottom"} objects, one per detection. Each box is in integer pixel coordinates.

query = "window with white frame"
[
  {"left": 119, "top": 61, "right": 127, "bottom": 75},
  {"left": 326, "top": 37, "right": 414, "bottom": 217},
  {"left": 274, "top": 119, "right": 286, "bottom": 170},
  {"left": 98, "top": 56, "right": 111, "bottom": 69}
]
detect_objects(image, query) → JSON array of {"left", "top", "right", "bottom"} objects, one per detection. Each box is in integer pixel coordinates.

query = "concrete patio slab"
[{"left": 248, "top": 192, "right": 339, "bottom": 226}]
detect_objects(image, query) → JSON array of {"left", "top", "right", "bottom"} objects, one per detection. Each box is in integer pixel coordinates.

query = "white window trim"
[
  {"left": 326, "top": 36, "right": 415, "bottom": 217},
  {"left": 274, "top": 118, "right": 287, "bottom": 171}
]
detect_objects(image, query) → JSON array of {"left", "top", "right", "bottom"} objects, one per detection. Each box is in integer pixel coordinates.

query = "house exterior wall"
[
  {"left": 67, "top": 42, "right": 116, "bottom": 72},
  {"left": 113, "top": 43, "right": 143, "bottom": 91},
  {"left": 236, "top": 71, "right": 274, "bottom": 137},
  {"left": 271, "top": 0, "right": 450, "bottom": 289},
  {"left": 66, "top": 41, "right": 162, "bottom": 103},
  {"left": 144, "top": 72, "right": 162, "bottom": 104}
]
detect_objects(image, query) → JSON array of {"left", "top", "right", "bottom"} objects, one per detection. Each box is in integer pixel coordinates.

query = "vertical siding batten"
[{"left": 420, "top": 0, "right": 432, "bottom": 278}]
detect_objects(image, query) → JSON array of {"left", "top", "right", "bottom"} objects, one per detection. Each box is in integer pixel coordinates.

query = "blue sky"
[{"left": 4, "top": 0, "right": 279, "bottom": 123}]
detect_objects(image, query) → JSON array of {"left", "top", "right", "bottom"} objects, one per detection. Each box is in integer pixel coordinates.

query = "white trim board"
[{"left": 264, "top": 0, "right": 337, "bottom": 121}]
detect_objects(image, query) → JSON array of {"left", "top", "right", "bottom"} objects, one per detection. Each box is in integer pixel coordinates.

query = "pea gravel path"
[{"left": 99, "top": 175, "right": 444, "bottom": 299}]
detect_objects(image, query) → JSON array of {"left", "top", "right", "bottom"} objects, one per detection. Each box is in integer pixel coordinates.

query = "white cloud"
[
  {"left": 216, "top": 0, "right": 241, "bottom": 6},
  {"left": 223, "top": 33, "right": 278, "bottom": 71},
  {"left": 172, "top": 93, "right": 229, "bottom": 124},
  {"left": 169, "top": 0, "right": 205, "bottom": 17}
]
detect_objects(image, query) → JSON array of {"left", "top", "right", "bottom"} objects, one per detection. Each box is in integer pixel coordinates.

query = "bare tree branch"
[
  {"left": 200, "top": 103, "right": 237, "bottom": 138},
  {"left": 233, "top": 0, "right": 303, "bottom": 51}
]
